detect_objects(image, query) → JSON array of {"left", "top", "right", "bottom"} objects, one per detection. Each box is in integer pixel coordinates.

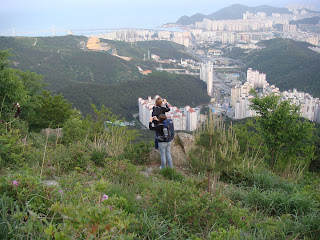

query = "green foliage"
[
  {"left": 0, "top": 119, "right": 30, "bottom": 168},
  {"left": 101, "top": 39, "right": 198, "bottom": 61},
  {"left": 232, "top": 38, "right": 320, "bottom": 98},
  {"left": 90, "top": 148, "right": 108, "bottom": 167},
  {"left": 0, "top": 171, "right": 60, "bottom": 214},
  {"left": 122, "top": 142, "right": 152, "bottom": 165},
  {"left": 0, "top": 50, "right": 44, "bottom": 121},
  {"left": 160, "top": 167, "right": 184, "bottom": 182},
  {"left": 0, "top": 193, "right": 51, "bottom": 239},
  {"left": 61, "top": 114, "right": 87, "bottom": 145},
  {"left": 87, "top": 104, "right": 138, "bottom": 156},
  {"left": 0, "top": 37, "right": 210, "bottom": 118},
  {"left": 57, "top": 71, "right": 210, "bottom": 118},
  {"left": 27, "top": 90, "right": 74, "bottom": 131},
  {"left": 145, "top": 181, "right": 253, "bottom": 237},
  {"left": 244, "top": 187, "right": 317, "bottom": 215},
  {"left": 250, "top": 93, "right": 315, "bottom": 170},
  {"left": 190, "top": 114, "right": 240, "bottom": 193},
  {"left": 98, "top": 158, "right": 142, "bottom": 187},
  {"left": 45, "top": 142, "right": 92, "bottom": 175},
  {"left": 49, "top": 200, "right": 137, "bottom": 239}
]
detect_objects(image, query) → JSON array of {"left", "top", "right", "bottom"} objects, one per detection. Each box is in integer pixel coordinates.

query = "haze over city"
[{"left": 1, "top": 0, "right": 319, "bottom": 35}]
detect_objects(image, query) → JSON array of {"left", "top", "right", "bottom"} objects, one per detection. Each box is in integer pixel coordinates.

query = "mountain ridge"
[{"left": 176, "top": 4, "right": 291, "bottom": 25}]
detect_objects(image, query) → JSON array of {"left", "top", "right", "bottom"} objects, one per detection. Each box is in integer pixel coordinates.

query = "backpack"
[{"left": 157, "top": 119, "right": 174, "bottom": 142}]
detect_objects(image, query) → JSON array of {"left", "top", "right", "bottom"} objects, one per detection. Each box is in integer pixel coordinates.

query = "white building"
[
  {"left": 200, "top": 62, "right": 214, "bottom": 96},
  {"left": 138, "top": 96, "right": 200, "bottom": 131},
  {"left": 231, "top": 69, "right": 320, "bottom": 122}
]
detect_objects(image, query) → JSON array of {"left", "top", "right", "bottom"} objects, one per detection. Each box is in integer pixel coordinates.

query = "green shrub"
[
  {"left": 49, "top": 199, "right": 137, "bottom": 239},
  {"left": 45, "top": 142, "right": 92, "bottom": 174},
  {"left": 90, "top": 148, "right": 108, "bottom": 167},
  {"left": 0, "top": 171, "right": 60, "bottom": 214},
  {"left": 122, "top": 142, "right": 152, "bottom": 165},
  {"left": 160, "top": 167, "right": 184, "bottom": 182},
  {"left": 0, "top": 120, "right": 29, "bottom": 168},
  {"left": 62, "top": 116, "right": 87, "bottom": 145},
  {"left": 98, "top": 158, "right": 142, "bottom": 187}
]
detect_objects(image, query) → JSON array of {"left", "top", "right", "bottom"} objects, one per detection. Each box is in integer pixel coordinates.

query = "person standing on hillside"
[
  {"left": 149, "top": 114, "right": 173, "bottom": 169},
  {"left": 13, "top": 103, "right": 21, "bottom": 118},
  {"left": 151, "top": 97, "right": 170, "bottom": 149}
]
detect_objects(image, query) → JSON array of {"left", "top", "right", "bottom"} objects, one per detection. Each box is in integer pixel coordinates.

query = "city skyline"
[{"left": 1, "top": 0, "right": 319, "bottom": 36}]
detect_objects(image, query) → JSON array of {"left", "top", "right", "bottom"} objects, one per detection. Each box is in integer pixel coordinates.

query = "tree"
[
  {"left": 27, "top": 90, "right": 74, "bottom": 131},
  {"left": 0, "top": 50, "right": 43, "bottom": 121},
  {"left": 250, "top": 93, "right": 315, "bottom": 170},
  {"left": 189, "top": 114, "right": 240, "bottom": 194}
]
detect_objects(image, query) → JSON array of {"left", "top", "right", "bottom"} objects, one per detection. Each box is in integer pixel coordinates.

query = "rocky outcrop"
[{"left": 148, "top": 132, "right": 194, "bottom": 167}]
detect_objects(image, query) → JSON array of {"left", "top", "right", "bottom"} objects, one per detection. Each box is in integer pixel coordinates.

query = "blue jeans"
[{"left": 158, "top": 141, "right": 173, "bottom": 169}]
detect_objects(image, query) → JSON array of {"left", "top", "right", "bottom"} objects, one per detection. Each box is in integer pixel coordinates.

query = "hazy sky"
[{"left": 1, "top": 0, "right": 319, "bottom": 35}]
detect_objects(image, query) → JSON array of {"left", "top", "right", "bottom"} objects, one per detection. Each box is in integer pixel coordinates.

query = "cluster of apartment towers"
[
  {"left": 138, "top": 63, "right": 213, "bottom": 131},
  {"left": 231, "top": 68, "right": 320, "bottom": 122}
]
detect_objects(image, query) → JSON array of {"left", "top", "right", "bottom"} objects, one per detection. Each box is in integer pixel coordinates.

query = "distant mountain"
[
  {"left": 176, "top": 4, "right": 291, "bottom": 25},
  {"left": 0, "top": 36, "right": 209, "bottom": 118},
  {"left": 290, "top": 16, "right": 320, "bottom": 25},
  {"left": 225, "top": 38, "right": 320, "bottom": 97}
]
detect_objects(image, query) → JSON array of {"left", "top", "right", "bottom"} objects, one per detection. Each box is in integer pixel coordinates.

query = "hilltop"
[
  {"left": 290, "top": 16, "right": 320, "bottom": 25},
  {"left": 225, "top": 38, "right": 320, "bottom": 97},
  {"left": 0, "top": 36, "right": 208, "bottom": 118},
  {"left": 176, "top": 4, "right": 291, "bottom": 25}
]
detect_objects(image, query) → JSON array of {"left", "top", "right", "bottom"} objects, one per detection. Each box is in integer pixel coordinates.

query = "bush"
[
  {"left": 90, "top": 148, "right": 108, "bottom": 167},
  {"left": 0, "top": 171, "right": 60, "bottom": 214},
  {"left": 122, "top": 142, "right": 152, "bottom": 165},
  {"left": 0, "top": 120, "right": 29, "bottom": 168},
  {"left": 45, "top": 142, "right": 92, "bottom": 175},
  {"left": 62, "top": 116, "right": 87, "bottom": 145},
  {"left": 98, "top": 158, "right": 142, "bottom": 187},
  {"left": 160, "top": 167, "right": 184, "bottom": 182}
]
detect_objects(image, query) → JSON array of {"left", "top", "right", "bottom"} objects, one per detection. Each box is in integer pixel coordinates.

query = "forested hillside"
[
  {"left": 56, "top": 71, "right": 210, "bottom": 118},
  {"left": 0, "top": 36, "right": 208, "bottom": 118},
  {"left": 225, "top": 38, "right": 320, "bottom": 97},
  {"left": 0, "top": 36, "right": 141, "bottom": 89}
]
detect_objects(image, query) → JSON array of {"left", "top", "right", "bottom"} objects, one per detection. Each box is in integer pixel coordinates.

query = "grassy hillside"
[
  {"left": 56, "top": 71, "right": 210, "bottom": 118},
  {"left": 0, "top": 36, "right": 208, "bottom": 118},
  {"left": 225, "top": 38, "right": 320, "bottom": 97},
  {"left": 177, "top": 4, "right": 291, "bottom": 25}
]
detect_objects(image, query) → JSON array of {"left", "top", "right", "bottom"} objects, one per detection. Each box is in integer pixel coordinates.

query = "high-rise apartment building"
[
  {"left": 200, "top": 62, "right": 214, "bottom": 96},
  {"left": 231, "top": 69, "right": 320, "bottom": 122}
]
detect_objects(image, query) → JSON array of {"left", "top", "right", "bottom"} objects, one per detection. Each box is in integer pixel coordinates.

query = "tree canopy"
[{"left": 250, "top": 93, "right": 315, "bottom": 170}]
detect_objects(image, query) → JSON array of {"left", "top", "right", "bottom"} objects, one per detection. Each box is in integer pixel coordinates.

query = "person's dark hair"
[
  {"left": 155, "top": 97, "right": 163, "bottom": 106},
  {"left": 159, "top": 114, "right": 167, "bottom": 123}
]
